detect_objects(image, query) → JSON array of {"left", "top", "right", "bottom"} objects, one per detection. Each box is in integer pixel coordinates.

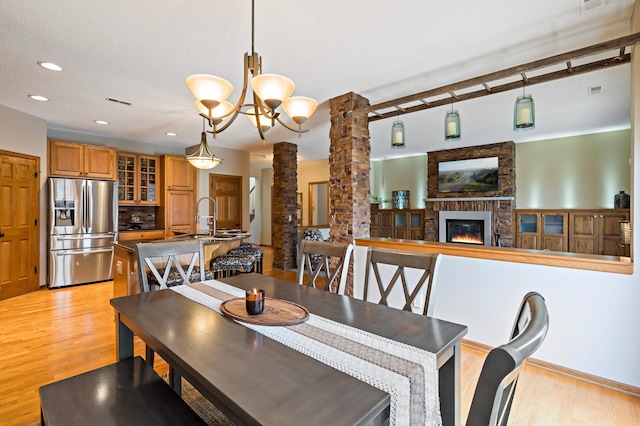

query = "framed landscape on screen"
[{"left": 438, "top": 157, "right": 499, "bottom": 193}]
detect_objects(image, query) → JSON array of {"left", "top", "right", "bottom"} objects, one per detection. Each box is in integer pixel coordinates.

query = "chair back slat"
[
  {"left": 363, "top": 247, "right": 441, "bottom": 316},
  {"left": 297, "top": 239, "right": 353, "bottom": 295},
  {"left": 466, "top": 291, "right": 549, "bottom": 426},
  {"left": 135, "top": 240, "right": 206, "bottom": 292}
]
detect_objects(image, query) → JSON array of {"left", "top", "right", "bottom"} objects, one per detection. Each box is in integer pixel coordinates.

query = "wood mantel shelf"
[
  {"left": 425, "top": 197, "right": 515, "bottom": 202},
  {"left": 355, "top": 237, "right": 633, "bottom": 275}
]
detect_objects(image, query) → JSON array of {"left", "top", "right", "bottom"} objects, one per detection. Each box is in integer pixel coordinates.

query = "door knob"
[{"left": 0, "top": 232, "right": 4, "bottom": 237}]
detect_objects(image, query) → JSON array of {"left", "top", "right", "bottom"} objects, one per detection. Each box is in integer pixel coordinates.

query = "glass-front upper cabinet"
[{"left": 117, "top": 153, "right": 159, "bottom": 206}]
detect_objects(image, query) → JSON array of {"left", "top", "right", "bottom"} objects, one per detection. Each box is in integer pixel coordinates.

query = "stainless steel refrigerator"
[{"left": 48, "top": 178, "right": 118, "bottom": 288}]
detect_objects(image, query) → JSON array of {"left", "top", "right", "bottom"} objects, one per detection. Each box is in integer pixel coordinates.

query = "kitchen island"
[{"left": 112, "top": 231, "right": 250, "bottom": 297}]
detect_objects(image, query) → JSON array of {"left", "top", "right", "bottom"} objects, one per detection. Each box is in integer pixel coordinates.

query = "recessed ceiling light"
[
  {"left": 94, "top": 120, "right": 109, "bottom": 125},
  {"left": 37, "top": 61, "right": 63, "bottom": 71},
  {"left": 165, "top": 132, "right": 177, "bottom": 136},
  {"left": 28, "top": 95, "right": 49, "bottom": 102}
]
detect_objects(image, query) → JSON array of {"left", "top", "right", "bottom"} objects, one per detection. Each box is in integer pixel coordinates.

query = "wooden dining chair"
[
  {"left": 297, "top": 239, "right": 353, "bottom": 295},
  {"left": 466, "top": 291, "right": 549, "bottom": 426},
  {"left": 362, "top": 247, "right": 441, "bottom": 316},
  {"left": 134, "top": 240, "right": 210, "bottom": 368},
  {"left": 135, "top": 240, "right": 209, "bottom": 293}
]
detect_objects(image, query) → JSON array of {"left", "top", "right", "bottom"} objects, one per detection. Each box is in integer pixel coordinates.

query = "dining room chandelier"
[{"left": 185, "top": 0, "right": 318, "bottom": 141}]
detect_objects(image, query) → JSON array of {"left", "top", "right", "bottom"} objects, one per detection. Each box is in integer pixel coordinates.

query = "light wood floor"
[{"left": 1, "top": 247, "right": 639, "bottom": 425}]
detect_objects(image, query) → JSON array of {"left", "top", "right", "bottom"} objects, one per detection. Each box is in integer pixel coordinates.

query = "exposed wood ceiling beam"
[{"left": 366, "top": 32, "right": 640, "bottom": 122}]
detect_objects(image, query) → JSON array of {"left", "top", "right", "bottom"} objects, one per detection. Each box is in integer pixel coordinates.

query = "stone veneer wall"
[
  {"left": 425, "top": 141, "right": 515, "bottom": 247},
  {"left": 272, "top": 142, "right": 298, "bottom": 270},
  {"left": 328, "top": 92, "right": 371, "bottom": 295}
]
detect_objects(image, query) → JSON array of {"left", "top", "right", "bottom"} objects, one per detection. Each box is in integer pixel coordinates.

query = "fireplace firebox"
[
  {"left": 439, "top": 211, "right": 492, "bottom": 246},
  {"left": 446, "top": 219, "right": 484, "bottom": 245}
]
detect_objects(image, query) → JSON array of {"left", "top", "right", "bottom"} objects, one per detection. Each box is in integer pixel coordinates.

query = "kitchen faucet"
[{"left": 195, "top": 196, "right": 217, "bottom": 236}]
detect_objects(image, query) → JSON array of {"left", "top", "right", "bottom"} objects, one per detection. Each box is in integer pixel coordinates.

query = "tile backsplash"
[{"left": 118, "top": 206, "right": 157, "bottom": 231}]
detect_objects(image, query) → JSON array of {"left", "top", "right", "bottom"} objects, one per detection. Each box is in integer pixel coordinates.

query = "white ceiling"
[{"left": 0, "top": 0, "right": 635, "bottom": 168}]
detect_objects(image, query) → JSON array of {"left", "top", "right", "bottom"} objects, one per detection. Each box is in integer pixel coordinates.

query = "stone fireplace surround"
[{"left": 425, "top": 142, "right": 515, "bottom": 247}]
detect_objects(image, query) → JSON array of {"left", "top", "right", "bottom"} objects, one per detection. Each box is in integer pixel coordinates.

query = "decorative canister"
[
  {"left": 614, "top": 190, "right": 630, "bottom": 209},
  {"left": 392, "top": 190, "right": 410, "bottom": 209}
]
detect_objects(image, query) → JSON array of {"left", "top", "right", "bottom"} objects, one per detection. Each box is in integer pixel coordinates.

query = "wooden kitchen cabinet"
[
  {"left": 515, "top": 209, "right": 629, "bottom": 256},
  {"left": 158, "top": 155, "right": 198, "bottom": 236},
  {"left": 48, "top": 139, "right": 116, "bottom": 180},
  {"left": 117, "top": 152, "right": 159, "bottom": 205},
  {"left": 118, "top": 229, "right": 165, "bottom": 241},
  {"left": 394, "top": 209, "right": 425, "bottom": 240},
  {"left": 164, "top": 155, "right": 194, "bottom": 190},
  {"left": 569, "top": 209, "right": 630, "bottom": 256},
  {"left": 371, "top": 209, "right": 393, "bottom": 238},
  {"left": 514, "top": 210, "right": 568, "bottom": 252},
  {"left": 370, "top": 208, "right": 423, "bottom": 239}
]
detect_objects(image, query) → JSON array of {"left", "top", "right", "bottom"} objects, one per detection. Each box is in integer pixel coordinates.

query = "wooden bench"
[{"left": 39, "top": 356, "right": 206, "bottom": 426}]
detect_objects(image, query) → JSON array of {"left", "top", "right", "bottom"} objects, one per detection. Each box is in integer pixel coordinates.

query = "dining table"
[{"left": 110, "top": 273, "right": 468, "bottom": 425}]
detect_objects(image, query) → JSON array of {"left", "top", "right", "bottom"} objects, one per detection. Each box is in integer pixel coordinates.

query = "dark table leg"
[
  {"left": 116, "top": 312, "right": 134, "bottom": 361},
  {"left": 439, "top": 341, "right": 462, "bottom": 426},
  {"left": 169, "top": 367, "right": 182, "bottom": 395}
]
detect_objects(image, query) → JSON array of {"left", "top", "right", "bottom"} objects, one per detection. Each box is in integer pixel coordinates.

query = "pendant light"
[
  {"left": 186, "top": 119, "right": 223, "bottom": 169},
  {"left": 391, "top": 118, "right": 405, "bottom": 149},
  {"left": 514, "top": 83, "right": 535, "bottom": 130},
  {"left": 444, "top": 104, "right": 461, "bottom": 141}
]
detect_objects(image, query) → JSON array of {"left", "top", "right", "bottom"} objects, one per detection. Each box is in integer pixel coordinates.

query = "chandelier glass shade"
[
  {"left": 185, "top": 0, "right": 317, "bottom": 140},
  {"left": 186, "top": 120, "right": 223, "bottom": 170}
]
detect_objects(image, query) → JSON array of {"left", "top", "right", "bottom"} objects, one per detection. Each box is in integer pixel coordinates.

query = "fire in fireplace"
[
  {"left": 438, "top": 211, "right": 492, "bottom": 246},
  {"left": 446, "top": 219, "right": 485, "bottom": 245}
]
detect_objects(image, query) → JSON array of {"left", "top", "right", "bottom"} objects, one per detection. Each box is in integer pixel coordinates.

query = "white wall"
[
  {"left": 516, "top": 130, "right": 631, "bottom": 209},
  {"left": 371, "top": 155, "right": 428, "bottom": 209},
  {"left": 0, "top": 104, "right": 48, "bottom": 286}
]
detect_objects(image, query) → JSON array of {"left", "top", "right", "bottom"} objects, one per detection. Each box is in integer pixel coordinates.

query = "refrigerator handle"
[{"left": 85, "top": 182, "right": 91, "bottom": 230}]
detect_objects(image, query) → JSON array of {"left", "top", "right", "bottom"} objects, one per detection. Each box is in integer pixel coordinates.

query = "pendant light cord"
[{"left": 251, "top": 0, "right": 255, "bottom": 55}]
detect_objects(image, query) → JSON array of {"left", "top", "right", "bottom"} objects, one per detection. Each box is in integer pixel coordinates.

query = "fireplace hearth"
[{"left": 439, "top": 211, "right": 492, "bottom": 246}]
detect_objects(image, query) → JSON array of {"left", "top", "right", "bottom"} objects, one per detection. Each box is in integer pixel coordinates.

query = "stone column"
[
  {"left": 329, "top": 92, "right": 371, "bottom": 296},
  {"left": 271, "top": 142, "right": 298, "bottom": 270}
]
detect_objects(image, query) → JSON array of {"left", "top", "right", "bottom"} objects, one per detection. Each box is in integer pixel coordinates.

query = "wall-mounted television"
[{"left": 438, "top": 157, "right": 499, "bottom": 193}]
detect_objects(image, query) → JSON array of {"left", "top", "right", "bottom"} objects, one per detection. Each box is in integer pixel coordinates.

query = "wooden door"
[
  {"left": 209, "top": 174, "right": 242, "bottom": 230},
  {"left": 0, "top": 152, "right": 39, "bottom": 300}
]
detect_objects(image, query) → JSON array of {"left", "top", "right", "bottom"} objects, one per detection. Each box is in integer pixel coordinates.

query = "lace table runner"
[{"left": 171, "top": 280, "right": 442, "bottom": 426}]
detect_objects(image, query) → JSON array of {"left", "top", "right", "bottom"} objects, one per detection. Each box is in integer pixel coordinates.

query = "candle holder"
[{"left": 245, "top": 289, "right": 265, "bottom": 315}]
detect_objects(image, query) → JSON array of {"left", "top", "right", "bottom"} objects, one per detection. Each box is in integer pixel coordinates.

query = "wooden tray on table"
[{"left": 220, "top": 298, "right": 310, "bottom": 326}]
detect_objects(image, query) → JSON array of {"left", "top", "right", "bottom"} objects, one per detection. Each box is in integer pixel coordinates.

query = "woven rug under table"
[{"left": 164, "top": 375, "right": 235, "bottom": 426}]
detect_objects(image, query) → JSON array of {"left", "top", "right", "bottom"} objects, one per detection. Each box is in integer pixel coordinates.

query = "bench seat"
[{"left": 39, "top": 356, "right": 205, "bottom": 426}]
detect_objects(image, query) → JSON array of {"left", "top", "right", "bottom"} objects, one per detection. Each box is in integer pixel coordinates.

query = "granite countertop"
[{"left": 113, "top": 232, "right": 250, "bottom": 253}]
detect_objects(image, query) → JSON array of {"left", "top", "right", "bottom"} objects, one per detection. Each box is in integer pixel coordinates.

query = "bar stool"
[
  {"left": 210, "top": 253, "right": 255, "bottom": 279},
  {"left": 228, "top": 244, "right": 264, "bottom": 273}
]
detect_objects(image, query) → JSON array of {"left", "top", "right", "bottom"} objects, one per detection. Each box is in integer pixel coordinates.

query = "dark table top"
[{"left": 111, "top": 274, "right": 467, "bottom": 425}]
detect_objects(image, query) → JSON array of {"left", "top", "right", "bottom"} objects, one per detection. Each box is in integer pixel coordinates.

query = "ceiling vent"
[
  {"left": 588, "top": 85, "right": 603, "bottom": 95},
  {"left": 579, "top": 0, "right": 606, "bottom": 13},
  {"left": 105, "top": 97, "right": 132, "bottom": 106}
]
